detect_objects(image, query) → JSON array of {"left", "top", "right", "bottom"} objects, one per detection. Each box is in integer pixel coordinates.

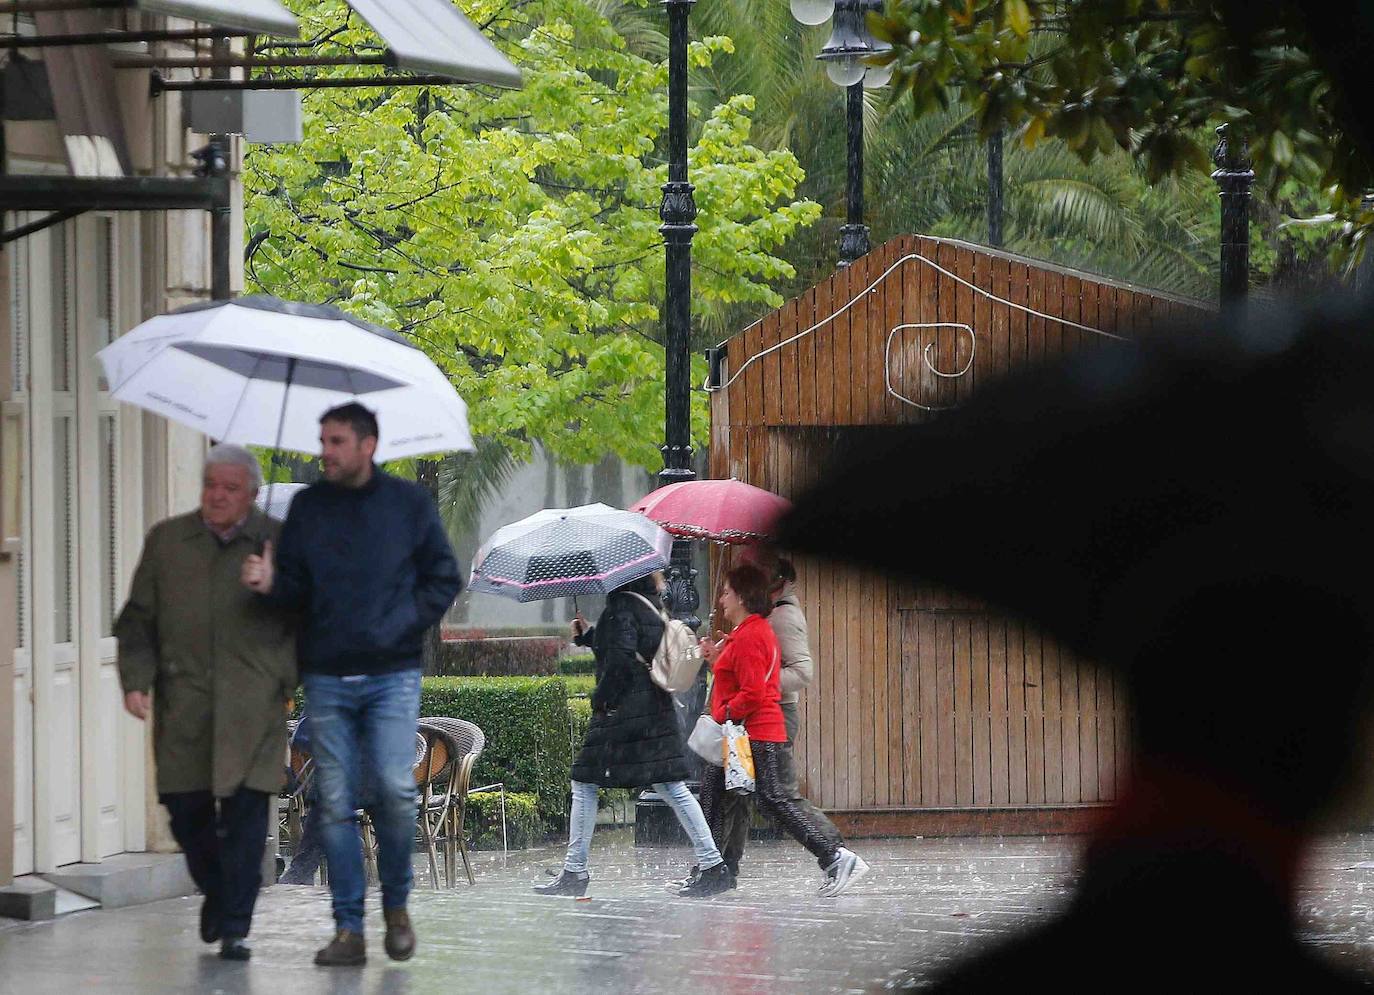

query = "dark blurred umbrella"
[
  {"left": 469, "top": 503, "right": 673, "bottom": 603},
  {"left": 780, "top": 293, "right": 1374, "bottom": 670},
  {"left": 782, "top": 290, "right": 1374, "bottom": 991}
]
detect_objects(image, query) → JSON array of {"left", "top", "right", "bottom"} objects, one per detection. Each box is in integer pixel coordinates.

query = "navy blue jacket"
[{"left": 270, "top": 469, "right": 462, "bottom": 675}]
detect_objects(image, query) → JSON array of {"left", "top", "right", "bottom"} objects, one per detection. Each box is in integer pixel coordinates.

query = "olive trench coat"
[{"left": 115, "top": 508, "right": 297, "bottom": 798}]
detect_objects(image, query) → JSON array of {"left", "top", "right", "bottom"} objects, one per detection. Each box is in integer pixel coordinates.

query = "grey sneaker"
[
  {"left": 819, "top": 848, "right": 870, "bottom": 897},
  {"left": 533, "top": 869, "right": 589, "bottom": 897}
]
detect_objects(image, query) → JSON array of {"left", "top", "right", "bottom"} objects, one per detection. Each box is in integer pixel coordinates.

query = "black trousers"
[
  {"left": 161, "top": 786, "right": 271, "bottom": 939},
  {"left": 718, "top": 703, "right": 841, "bottom": 874},
  {"left": 701, "top": 738, "right": 842, "bottom": 872}
]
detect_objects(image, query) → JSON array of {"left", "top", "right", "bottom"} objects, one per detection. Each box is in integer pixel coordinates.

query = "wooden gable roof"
[{"left": 710, "top": 234, "right": 1213, "bottom": 435}]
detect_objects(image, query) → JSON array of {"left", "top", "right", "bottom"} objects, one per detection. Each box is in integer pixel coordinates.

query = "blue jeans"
[
  {"left": 563, "top": 779, "right": 722, "bottom": 874},
  {"left": 303, "top": 670, "right": 421, "bottom": 933}
]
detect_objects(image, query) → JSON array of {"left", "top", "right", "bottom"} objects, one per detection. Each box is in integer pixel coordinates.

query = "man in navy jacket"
[{"left": 243, "top": 402, "right": 461, "bottom": 967}]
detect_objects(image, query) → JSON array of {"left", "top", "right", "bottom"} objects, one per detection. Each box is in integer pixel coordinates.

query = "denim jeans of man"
[
  {"left": 563, "top": 779, "right": 723, "bottom": 874},
  {"left": 303, "top": 670, "right": 421, "bottom": 934}
]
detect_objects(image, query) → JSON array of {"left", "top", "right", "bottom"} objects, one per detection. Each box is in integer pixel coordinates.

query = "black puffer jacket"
[{"left": 570, "top": 591, "right": 692, "bottom": 787}]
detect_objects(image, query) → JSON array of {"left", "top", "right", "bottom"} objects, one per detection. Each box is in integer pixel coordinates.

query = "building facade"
[{"left": 1, "top": 19, "right": 243, "bottom": 888}]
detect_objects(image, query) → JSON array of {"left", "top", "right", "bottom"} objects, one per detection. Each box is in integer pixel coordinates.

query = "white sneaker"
[{"left": 819, "top": 848, "right": 870, "bottom": 897}]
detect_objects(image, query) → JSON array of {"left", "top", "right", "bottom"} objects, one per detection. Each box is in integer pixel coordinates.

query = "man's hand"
[
  {"left": 123, "top": 690, "right": 151, "bottom": 721},
  {"left": 570, "top": 612, "right": 588, "bottom": 640},
  {"left": 242, "top": 540, "right": 274, "bottom": 594}
]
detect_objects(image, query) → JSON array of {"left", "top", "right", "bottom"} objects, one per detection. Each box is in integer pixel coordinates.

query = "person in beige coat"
[
  {"left": 116, "top": 444, "right": 296, "bottom": 962},
  {"left": 718, "top": 556, "right": 841, "bottom": 879}
]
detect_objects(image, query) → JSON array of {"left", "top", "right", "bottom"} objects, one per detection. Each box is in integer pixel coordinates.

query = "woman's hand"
[
  {"left": 699, "top": 632, "right": 725, "bottom": 663},
  {"left": 570, "top": 612, "right": 588, "bottom": 640}
]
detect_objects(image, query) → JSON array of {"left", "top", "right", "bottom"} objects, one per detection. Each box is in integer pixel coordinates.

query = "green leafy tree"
[
  {"left": 245, "top": 0, "right": 821, "bottom": 483},
  {"left": 871, "top": 0, "right": 1373, "bottom": 264}
]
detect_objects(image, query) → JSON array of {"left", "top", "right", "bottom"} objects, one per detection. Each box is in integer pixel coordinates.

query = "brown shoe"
[
  {"left": 314, "top": 929, "right": 366, "bottom": 967},
  {"left": 383, "top": 907, "right": 416, "bottom": 961}
]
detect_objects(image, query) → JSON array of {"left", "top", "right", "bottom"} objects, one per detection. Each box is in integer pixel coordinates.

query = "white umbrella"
[
  {"left": 469, "top": 503, "right": 672, "bottom": 603},
  {"left": 254, "top": 481, "right": 309, "bottom": 521},
  {"left": 96, "top": 296, "right": 474, "bottom": 461}
]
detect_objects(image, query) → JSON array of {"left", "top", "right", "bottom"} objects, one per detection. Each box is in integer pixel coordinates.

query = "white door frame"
[
  {"left": 9, "top": 194, "right": 148, "bottom": 873},
  {"left": 7, "top": 221, "right": 34, "bottom": 877}
]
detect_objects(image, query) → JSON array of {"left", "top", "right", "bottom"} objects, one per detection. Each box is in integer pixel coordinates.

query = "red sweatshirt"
[{"left": 710, "top": 613, "right": 787, "bottom": 742}]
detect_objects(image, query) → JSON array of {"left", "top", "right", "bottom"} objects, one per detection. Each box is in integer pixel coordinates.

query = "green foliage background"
[{"left": 245, "top": 0, "right": 821, "bottom": 472}]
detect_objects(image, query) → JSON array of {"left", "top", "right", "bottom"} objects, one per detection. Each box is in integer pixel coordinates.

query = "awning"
[
  {"left": 35, "top": 11, "right": 132, "bottom": 176},
  {"left": 135, "top": 0, "right": 300, "bottom": 38},
  {"left": 344, "top": 0, "right": 521, "bottom": 89}
]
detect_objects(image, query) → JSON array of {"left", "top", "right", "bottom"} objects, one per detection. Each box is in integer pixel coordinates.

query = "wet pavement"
[{"left": 3, "top": 831, "right": 1374, "bottom": 993}]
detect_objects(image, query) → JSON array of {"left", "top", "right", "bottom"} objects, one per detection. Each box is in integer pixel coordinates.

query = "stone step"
[
  {"left": 41, "top": 853, "right": 196, "bottom": 909},
  {"left": 0, "top": 877, "right": 57, "bottom": 921}
]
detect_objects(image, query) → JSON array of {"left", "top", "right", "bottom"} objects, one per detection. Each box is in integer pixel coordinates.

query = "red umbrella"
[{"left": 631, "top": 479, "right": 791, "bottom": 545}]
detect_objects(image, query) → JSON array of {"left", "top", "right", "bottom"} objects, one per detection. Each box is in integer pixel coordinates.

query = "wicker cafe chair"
[{"left": 418, "top": 716, "right": 487, "bottom": 887}]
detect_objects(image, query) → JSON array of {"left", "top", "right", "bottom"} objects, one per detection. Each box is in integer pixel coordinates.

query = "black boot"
[
  {"left": 199, "top": 897, "right": 222, "bottom": 944},
  {"left": 533, "top": 869, "right": 589, "bottom": 897},
  {"left": 219, "top": 937, "right": 251, "bottom": 961},
  {"left": 678, "top": 862, "right": 734, "bottom": 898}
]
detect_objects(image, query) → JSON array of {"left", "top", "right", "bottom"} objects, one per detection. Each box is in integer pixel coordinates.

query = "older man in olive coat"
[{"left": 116, "top": 443, "right": 296, "bottom": 962}]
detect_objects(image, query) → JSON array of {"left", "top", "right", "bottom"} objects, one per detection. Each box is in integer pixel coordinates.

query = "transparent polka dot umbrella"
[{"left": 468, "top": 503, "right": 673, "bottom": 603}]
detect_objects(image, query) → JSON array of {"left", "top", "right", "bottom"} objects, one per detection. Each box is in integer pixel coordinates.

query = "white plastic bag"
[{"left": 688, "top": 714, "right": 725, "bottom": 765}]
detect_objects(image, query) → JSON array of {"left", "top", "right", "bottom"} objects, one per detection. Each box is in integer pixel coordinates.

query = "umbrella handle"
[{"left": 261, "top": 356, "right": 299, "bottom": 550}]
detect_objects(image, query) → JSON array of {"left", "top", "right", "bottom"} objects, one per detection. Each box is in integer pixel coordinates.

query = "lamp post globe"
[
  {"left": 790, "top": 0, "right": 835, "bottom": 26},
  {"left": 826, "top": 58, "right": 866, "bottom": 87}
]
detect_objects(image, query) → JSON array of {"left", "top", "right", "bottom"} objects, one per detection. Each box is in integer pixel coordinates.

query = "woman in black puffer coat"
[{"left": 534, "top": 573, "right": 727, "bottom": 897}]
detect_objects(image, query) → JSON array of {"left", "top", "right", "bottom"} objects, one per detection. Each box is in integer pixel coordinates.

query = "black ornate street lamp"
[
  {"left": 658, "top": 0, "right": 700, "bottom": 636},
  {"left": 792, "top": 0, "right": 892, "bottom": 267},
  {"left": 1211, "top": 123, "right": 1254, "bottom": 302}
]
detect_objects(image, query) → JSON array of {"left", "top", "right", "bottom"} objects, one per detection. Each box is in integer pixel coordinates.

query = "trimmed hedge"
[
  {"left": 465, "top": 791, "right": 541, "bottom": 850},
  {"left": 430, "top": 637, "right": 563, "bottom": 677},
  {"left": 564, "top": 675, "right": 596, "bottom": 698},
  {"left": 558, "top": 653, "right": 596, "bottom": 675},
  {"left": 441, "top": 624, "right": 567, "bottom": 640},
  {"left": 421, "top": 676, "right": 572, "bottom": 826},
  {"left": 568, "top": 694, "right": 591, "bottom": 751}
]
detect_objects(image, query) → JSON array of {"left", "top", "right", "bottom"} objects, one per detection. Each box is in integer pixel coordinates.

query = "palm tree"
[{"left": 680, "top": 1, "right": 1220, "bottom": 301}]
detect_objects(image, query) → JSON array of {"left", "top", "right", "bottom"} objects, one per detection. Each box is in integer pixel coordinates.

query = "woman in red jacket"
[{"left": 692, "top": 564, "right": 870, "bottom": 898}]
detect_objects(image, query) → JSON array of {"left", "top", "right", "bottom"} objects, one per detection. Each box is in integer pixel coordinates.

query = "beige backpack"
[{"left": 625, "top": 591, "right": 704, "bottom": 693}]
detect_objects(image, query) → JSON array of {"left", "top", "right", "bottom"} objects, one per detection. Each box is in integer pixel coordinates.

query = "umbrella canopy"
[
  {"left": 469, "top": 503, "right": 672, "bottom": 603},
  {"left": 254, "top": 481, "right": 309, "bottom": 522},
  {"left": 96, "top": 295, "right": 474, "bottom": 461},
  {"left": 631, "top": 479, "right": 792, "bottom": 545}
]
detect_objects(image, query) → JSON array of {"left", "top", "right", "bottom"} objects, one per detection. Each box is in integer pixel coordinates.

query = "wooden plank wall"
[
  {"left": 708, "top": 236, "right": 1212, "bottom": 816},
  {"left": 717, "top": 234, "right": 1211, "bottom": 429}
]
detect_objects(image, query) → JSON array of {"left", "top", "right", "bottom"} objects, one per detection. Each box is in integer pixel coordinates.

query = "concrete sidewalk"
[{"left": 2, "top": 832, "right": 1373, "bottom": 993}]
